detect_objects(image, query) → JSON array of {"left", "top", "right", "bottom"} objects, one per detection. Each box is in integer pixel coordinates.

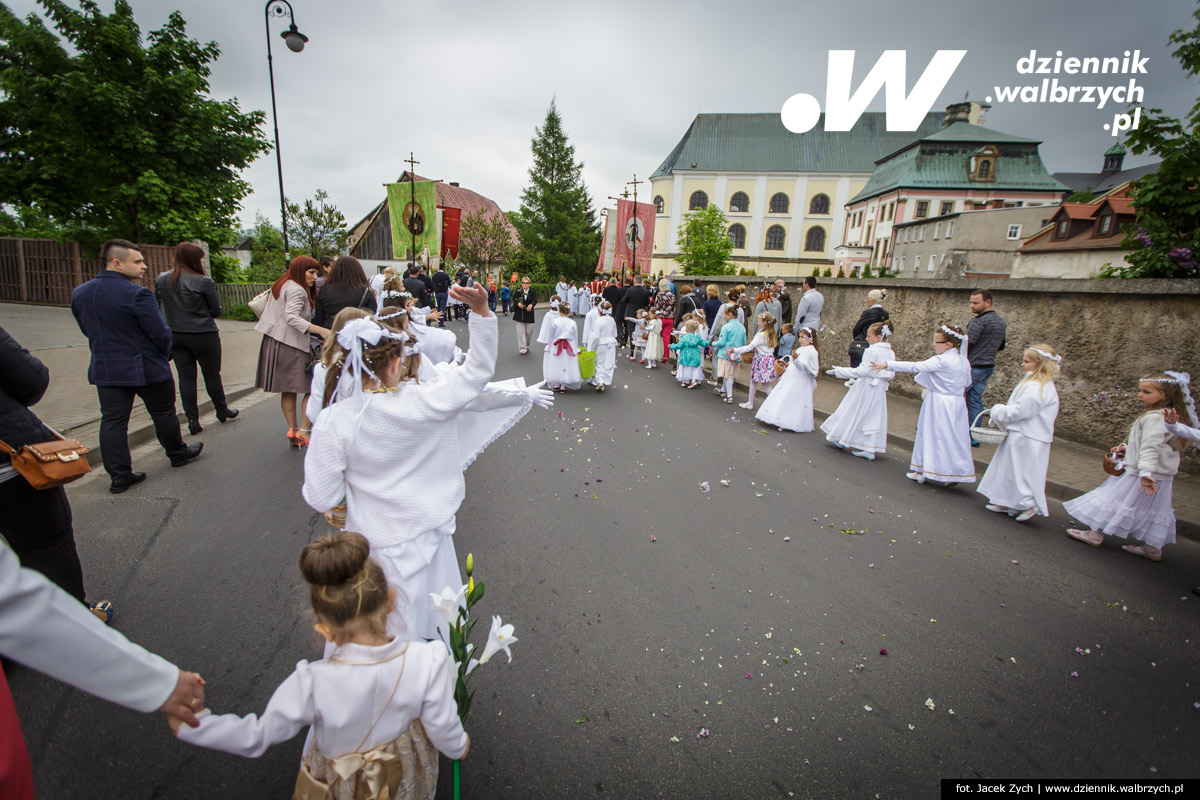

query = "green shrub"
[
  {"left": 862, "top": 264, "right": 873, "bottom": 278},
  {"left": 811, "top": 266, "right": 821, "bottom": 277},
  {"left": 224, "top": 304, "right": 258, "bottom": 322},
  {"left": 822, "top": 267, "right": 832, "bottom": 277}
]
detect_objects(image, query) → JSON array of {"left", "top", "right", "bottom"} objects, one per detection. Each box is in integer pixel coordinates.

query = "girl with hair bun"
[
  {"left": 172, "top": 532, "right": 468, "bottom": 799},
  {"left": 822, "top": 321, "right": 895, "bottom": 459},
  {"left": 976, "top": 345, "right": 1061, "bottom": 521},
  {"left": 872, "top": 323, "right": 974, "bottom": 484}
]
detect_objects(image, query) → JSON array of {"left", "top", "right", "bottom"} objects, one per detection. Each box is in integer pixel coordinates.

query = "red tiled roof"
[
  {"left": 1054, "top": 202, "right": 1098, "bottom": 221},
  {"left": 1096, "top": 196, "right": 1134, "bottom": 216}
]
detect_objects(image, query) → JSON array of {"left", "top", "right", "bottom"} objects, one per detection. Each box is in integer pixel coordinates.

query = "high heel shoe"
[
  {"left": 187, "top": 418, "right": 203, "bottom": 435},
  {"left": 295, "top": 428, "right": 312, "bottom": 447},
  {"left": 216, "top": 407, "right": 239, "bottom": 423},
  {"left": 287, "top": 428, "right": 300, "bottom": 448}
]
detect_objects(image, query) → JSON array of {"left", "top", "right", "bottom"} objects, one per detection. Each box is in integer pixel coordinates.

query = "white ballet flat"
[
  {"left": 1014, "top": 508, "right": 1037, "bottom": 522},
  {"left": 851, "top": 451, "right": 875, "bottom": 461},
  {"left": 985, "top": 504, "right": 1010, "bottom": 514},
  {"left": 906, "top": 472, "right": 926, "bottom": 484}
]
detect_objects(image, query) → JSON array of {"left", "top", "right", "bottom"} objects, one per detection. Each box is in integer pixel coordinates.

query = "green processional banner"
[{"left": 386, "top": 180, "right": 438, "bottom": 261}]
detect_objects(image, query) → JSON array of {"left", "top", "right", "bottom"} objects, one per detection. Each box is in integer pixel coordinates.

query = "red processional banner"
[
  {"left": 439, "top": 207, "right": 461, "bottom": 259},
  {"left": 613, "top": 199, "right": 655, "bottom": 275}
]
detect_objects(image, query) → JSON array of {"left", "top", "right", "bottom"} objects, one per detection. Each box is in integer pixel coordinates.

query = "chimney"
[{"left": 449, "top": 181, "right": 460, "bottom": 187}]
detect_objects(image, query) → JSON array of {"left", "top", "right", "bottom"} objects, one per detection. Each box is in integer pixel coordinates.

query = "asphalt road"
[{"left": 11, "top": 312, "right": 1200, "bottom": 799}]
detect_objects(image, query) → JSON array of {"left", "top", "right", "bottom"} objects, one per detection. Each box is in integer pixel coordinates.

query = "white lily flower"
[
  {"left": 465, "top": 658, "right": 480, "bottom": 676},
  {"left": 477, "top": 615, "right": 517, "bottom": 665},
  {"left": 427, "top": 584, "right": 468, "bottom": 628}
]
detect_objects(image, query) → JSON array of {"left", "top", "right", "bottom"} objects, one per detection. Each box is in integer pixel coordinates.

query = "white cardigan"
[
  {"left": 302, "top": 315, "right": 497, "bottom": 547},
  {"left": 0, "top": 543, "right": 178, "bottom": 713},
  {"left": 176, "top": 638, "right": 468, "bottom": 760},
  {"left": 1125, "top": 410, "right": 1180, "bottom": 478}
]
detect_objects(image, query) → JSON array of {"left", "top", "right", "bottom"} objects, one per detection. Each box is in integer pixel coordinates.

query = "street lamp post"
[{"left": 264, "top": 0, "right": 308, "bottom": 260}]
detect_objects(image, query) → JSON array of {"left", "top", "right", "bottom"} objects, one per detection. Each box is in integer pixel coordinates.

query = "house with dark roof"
[
  {"left": 349, "top": 171, "right": 517, "bottom": 273},
  {"left": 1012, "top": 184, "right": 1137, "bottom": 278},
  {"left": 647, "top": 108, "right": 947, "bottom": 277},
  {"left": 1052, "top": 143, "right": 1160, "bottom": 199},
  {"left": 841, "top": 104, "right": 1067, "bottom": 276}
]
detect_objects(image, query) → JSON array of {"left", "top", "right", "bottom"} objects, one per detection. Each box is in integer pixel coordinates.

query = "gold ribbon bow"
[{"left": 328, "top": 746, "right": 403, "bottom": 800}]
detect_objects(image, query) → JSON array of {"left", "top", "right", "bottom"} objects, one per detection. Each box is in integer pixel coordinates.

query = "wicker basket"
[
  {"left": 739, "top": 351, "right": 755, "bottom": 364},
  {"left": 323, "top": 505, "right": 347, "bottom": 529},
  {"left": 969, "top": 411, "right": 1007, "bottom": 445},
  {"left": 773, "top": 357, "right": 790, "bottom": 377},
  {"left": 1102, "top": 450, "right": 1126, "bottom": 477}
]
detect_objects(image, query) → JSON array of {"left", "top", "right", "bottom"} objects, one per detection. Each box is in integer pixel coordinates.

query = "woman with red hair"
[{"left": 254, "top": 256, "right": 331, "bottom": 446}]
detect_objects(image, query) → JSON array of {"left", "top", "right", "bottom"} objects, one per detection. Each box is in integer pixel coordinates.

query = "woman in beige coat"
[{"left": 255, "top": 256, "right": 330, "bottom": 446}]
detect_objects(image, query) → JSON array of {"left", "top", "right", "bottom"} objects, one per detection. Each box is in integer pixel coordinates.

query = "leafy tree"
[
  {"left": 0, "top": 0, "right": 270, "bottom": 254},
  {"left": 674, "top": 204, "right": 735, "bottom": 275},
  {"left": 208, "top": 251, "right": 242, "bottom": 283},
  {"left": 459, "top": 208, "right": 514, "bottom": 273},
  {"left": 507, "top": 245, "right": 549, "bottom": 285},
  {"left": 286, "top": 189, "right": 348, "bottom": 262},
  {"left": 1065, "top": 189, "right": 1096, "bottom": 203},
  {"left": 245, "top": 213, "right": 286, "bottom": 284},
  {"left": 1106, "top": 3, "right": 1200, "bottom": 278},
  {"left": 516, "top": 100, "right": 601, "bottom": 281}
]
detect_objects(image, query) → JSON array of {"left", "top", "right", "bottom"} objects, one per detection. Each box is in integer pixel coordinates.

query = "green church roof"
[
  {"left": 848, "top": 122, "right": 1068, "bottom": 203},
  {"left": 651, "top": 112, "right": 946, "bottom": 178}
]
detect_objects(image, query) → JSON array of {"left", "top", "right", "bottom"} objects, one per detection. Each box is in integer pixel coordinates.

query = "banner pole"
[{"left": 453, "top": 758, "right": 461, "bottom": 799}]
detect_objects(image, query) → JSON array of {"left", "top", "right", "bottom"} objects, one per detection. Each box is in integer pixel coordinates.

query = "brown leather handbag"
[{"left": 0, "top": 437, "right": 90, "bottom": 489}]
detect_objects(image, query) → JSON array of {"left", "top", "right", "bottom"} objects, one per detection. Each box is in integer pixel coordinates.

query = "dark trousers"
[
  {"left": 97, "top": 379, "right": 188, "bottom": 480},
  {"left": 171, "top": 331, "right": 229, "bottom": 421},
  {"left": 0, "top": 477, "right": 86, "bottom": 603},
  {"left": 501, "top": 299, "right": 510, "bottom": 314},
  {"left": 435, "top": 292, "right": 448, "bottom": 327}
]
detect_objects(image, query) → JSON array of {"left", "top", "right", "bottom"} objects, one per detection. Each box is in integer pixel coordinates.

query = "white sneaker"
[
  {"left": 739, "top": 401, "right": 754, "bottom": 410},
  {"left": 1014, "top": 508, "right": 1037, "bottom": 522},
  {"left": 906, "top": 471, "right": 925, "bottom": 484},
  {"left": 645, "top": 364, "right": 653, "bottom": 369}
]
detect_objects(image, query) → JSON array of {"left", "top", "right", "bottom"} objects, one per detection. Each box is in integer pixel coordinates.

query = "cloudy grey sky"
[{"left": 7, "top": 0, "right": 1197, "bottom": 230}]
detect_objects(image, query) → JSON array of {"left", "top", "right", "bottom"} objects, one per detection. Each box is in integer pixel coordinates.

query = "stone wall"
[{"left": 680, "top": 275, "right": 1200, "bottom": 469}]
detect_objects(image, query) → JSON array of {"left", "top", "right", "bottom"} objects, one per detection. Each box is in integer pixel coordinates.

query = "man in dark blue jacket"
[{"left": 70, "top": 239, "right": 201, "bottom": 492}]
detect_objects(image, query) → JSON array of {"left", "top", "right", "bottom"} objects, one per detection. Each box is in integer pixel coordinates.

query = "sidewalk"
[
  {"left": 0, "top": 302, "right": 262, "bottom": 462},
  {"left": 678, "top": 349, "right": 1200, "bottom": 541}
]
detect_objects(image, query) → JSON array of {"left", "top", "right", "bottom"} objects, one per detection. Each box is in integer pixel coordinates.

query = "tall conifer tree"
[{"left": 516, "top": 100, "right": 600, "bottom": 280}]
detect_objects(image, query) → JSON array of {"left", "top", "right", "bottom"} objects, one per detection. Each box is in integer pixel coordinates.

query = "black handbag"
[{"left": 848, "top": 337, "right": 869, "bottom": 361}]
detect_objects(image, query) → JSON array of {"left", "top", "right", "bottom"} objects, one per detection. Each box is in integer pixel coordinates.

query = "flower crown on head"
[
  {"left": 939, "top": 324, "right": 965, "bottom": 342},
  {"left": 1030, "top": 347, "right": 1061, "bottom": 364}
]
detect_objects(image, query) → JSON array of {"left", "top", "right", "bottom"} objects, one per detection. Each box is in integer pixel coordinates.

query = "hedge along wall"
[{"left": 684, "top": 275, "right": 1200, "bottom": 469}]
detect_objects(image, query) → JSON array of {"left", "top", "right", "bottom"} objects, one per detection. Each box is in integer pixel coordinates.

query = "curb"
[
  {"left": 665, "top": 352, "right": 1200, "bottom": 543},
  {"left": 78, "top": 385, "right": 261, "bottom": 469}
]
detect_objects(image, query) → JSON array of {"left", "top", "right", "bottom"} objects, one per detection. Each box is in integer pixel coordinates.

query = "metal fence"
[{"left": 0, "top": 237, "right": 175, "bottom": 305}]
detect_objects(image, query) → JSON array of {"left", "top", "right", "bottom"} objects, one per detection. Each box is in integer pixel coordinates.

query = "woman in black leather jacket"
[
  {"left": 0, "top": 325, "right": 112, "bottom": 622},
  {"left": 848, "top": 288, "right": 890, "bottom": 368},
  {"left": 155, "top": 242, "right": 237, "bottom": 435}
]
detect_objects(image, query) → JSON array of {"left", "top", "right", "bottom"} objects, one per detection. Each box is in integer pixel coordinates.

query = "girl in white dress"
[
  {"left": 873, "top": 323, "right": 974, "bottom": 484},
  {"left": 581, "top": 294, "right": 602, "bottom": 346},
  {"left": 822, "top": 322, "right": 895, "bottom": 460},
  {"left": 536, "top": 296, "right": 562, "bottom": 347},
  {"left": 642, "top": 308, "right": 664, "bottom": 368},
  {"left": 729, "top": 312, "right": 778, "bottom": 411},
  {"left": 543, "top": 303, "right": 582, "bottom": 392},
  {"left": 629, "top": 309, "right": 648, "bottom": 363},
  {"left": 976, "top": 345, "right": 1061, "bottom": 521},
  {"left": 755, "top": 327, "right": 819, "bottom": 432},
  {"left": 173, "top": 532, "right": 468, "bottom": 800},
  {"left": 565, "top": 283, "right": 579, "bottom": 317},
  {"left": 586, "top": 301, "right": 619, "bottom": 393},
  {"left": 1065, "top": 372, "right": 1194, "bottom": 561},
  {"left": 303, "top": 285, "right": 501, "bottom": 642}
]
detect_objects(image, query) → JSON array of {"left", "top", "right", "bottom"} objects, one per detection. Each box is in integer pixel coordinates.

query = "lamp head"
[{"left": 281, "top": 23, "right": 307, "bottom": 52}]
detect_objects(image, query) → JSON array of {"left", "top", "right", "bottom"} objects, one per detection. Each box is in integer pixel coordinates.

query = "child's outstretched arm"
[
  {"left": 1164, "top": 408, "right": 1200, "bottom": 444},
  {"left": 174, "top": 665, "right": 316, "bottom": 758}
]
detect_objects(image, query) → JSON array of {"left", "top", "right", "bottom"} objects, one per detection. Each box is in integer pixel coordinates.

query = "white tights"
[
  {"left": 723, "top": 377, "right": 733, "bottom": 397},
  {"left": 746, "top": 381, "right": 773, "bottom": 402}
]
